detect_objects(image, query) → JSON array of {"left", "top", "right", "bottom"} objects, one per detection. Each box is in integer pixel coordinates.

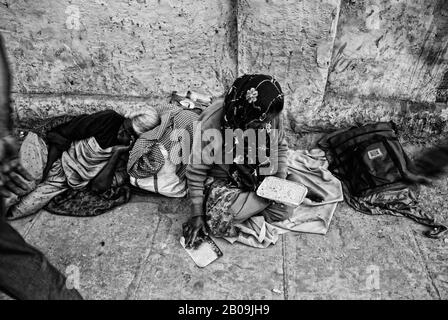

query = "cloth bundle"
[
  {"left": 127, "top": 106, "right": 199, "bottom": 197},
  {"left": 61, "top": 136, "right": 114, "bottom": 189},
  {"left": 225, "top": 149, "right": 344, "bottom": 248},
  {"left": 128, "top": 106, "right": 198, "bottom": 179}
]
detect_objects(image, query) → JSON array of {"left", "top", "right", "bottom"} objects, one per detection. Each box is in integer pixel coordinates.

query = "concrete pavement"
[{"left": 1, "top": 177, "right": 447, "bottom": 300}]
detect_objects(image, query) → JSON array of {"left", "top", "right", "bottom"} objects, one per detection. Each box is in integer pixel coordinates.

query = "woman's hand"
[
  {"left": 183, "top": 215, "right": 208, "bottom": 249},
  {"left": 113, "top": 136, "right": 135, "bottom": 154},
  {"left": 112, "top": 144, "right": 132, "bottom": 154}
]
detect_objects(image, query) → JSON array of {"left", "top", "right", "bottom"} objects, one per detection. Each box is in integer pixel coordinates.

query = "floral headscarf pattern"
[
  {"left": 221, "top": 74, "right": 284, "bottom": 191},
  {"left": 222, "top": 74, "right": 284, "bottom": 131}
]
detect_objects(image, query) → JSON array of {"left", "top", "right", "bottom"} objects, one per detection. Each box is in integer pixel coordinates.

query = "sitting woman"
[
  {"left": 6, "top": 108, "right": 160, "bottom": 220},
  {"left": 183, "top": 74, "right": 291, "bottom": 248}
]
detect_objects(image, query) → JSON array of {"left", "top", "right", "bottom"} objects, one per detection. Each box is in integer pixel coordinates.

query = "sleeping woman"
[
  {"left": 6, "top": 108, "right": 160, "bottom": 220},
  {"left": 183, "top": 74, "right": 292, "bottom": 248}
]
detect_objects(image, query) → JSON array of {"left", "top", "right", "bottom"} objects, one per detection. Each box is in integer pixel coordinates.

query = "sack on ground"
[{"left": 129, "top": 144, "right": 186, "bottom": 198}]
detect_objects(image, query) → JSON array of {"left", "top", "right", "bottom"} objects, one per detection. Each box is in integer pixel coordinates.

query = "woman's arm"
[
  {"left": 41, "top": 143, "right": 62, "bottom": 182},
  {"left": 183, "top": 100, "right": 224, "bottom": 248},
  {"left": 47, "top": 110, "right": 124, "bottom": 150},
  {"left": 186, "top": 163, "right": 210, "bottom": 217},
  {"left": 90, "top": 146, "right": 130, "bottom": 194},
  {"left": 184, "top": 161, "right": 211, "bottom": 248},
  {"left": 266, "top": 115, "right": 288, "bottom": 179},
  {"left": 183, "top": 139, "right": 212, "bottom": 248},
  {"left": 41, "top": 127, "right": 78, "bottom": 182},
  {"left": 185, "top": 122, "right": 218, "bottom": 216}
]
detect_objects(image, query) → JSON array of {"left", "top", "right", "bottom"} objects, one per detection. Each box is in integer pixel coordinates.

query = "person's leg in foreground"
[
  {"left": 0, "top": 210, "right": 83, "bottom": 300},
  {"left": 0, "top": 33, "right": 82, "bottom": 300}
]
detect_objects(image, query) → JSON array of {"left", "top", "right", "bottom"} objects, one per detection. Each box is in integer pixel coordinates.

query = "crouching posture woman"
[
  {"left": 6, "top": 108, "right": 160, "bottom": 220},
  {"left": 183, "top": 74, "right": 291, "bottom": 248}
]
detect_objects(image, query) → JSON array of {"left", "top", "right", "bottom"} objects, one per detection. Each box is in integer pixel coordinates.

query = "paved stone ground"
[{"left": 1, "top": 175, "right": 447, "bottom": 300}]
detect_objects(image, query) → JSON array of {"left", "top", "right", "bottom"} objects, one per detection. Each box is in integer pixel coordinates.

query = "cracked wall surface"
[
  {"left": 0, "top": 0, "right": 237, "bottom": 122},
  {"left": 1, "top": 0, "right": 237, "bottom": 95},
  {"left": 1, "top": 0, "right": 448, "bottom": 141},
  {"left": 319, "top": 0, "right": 448, "bottom": 142},
  {"left": 237, "top": 0, "right": 341, "bottom": 132},
  {"left": 328, "top": 0, "right": 448, "bottom": 103}
]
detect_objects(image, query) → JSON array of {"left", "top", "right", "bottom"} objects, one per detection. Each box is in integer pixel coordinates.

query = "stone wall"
[
  {"left": 1, "top": 0, "right": 448, "bottom": 142},
  {"left": 237, "top": 0, "right": 340, "bottom": 134},
  {"left": 319, "top": 0, "right": 448, "bottom": 143},
  {"left": 0, "top": 0, "right": 237, "bottom": 122}
]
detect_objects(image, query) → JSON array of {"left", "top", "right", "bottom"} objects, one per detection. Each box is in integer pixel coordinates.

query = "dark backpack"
[{"left": 318, "top": 122, "right": 420, "bottom": 197}]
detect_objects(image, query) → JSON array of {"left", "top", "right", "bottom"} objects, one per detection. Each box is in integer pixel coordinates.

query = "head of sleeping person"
[
  {"left": 117, "top": 107, "right": 161, "bottom": 146},
  {"left": 222, "top": 74, "right": 284, "bottom": 131}
]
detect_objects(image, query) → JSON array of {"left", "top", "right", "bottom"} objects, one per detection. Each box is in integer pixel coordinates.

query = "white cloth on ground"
[{"left": 224, "top": 149, "right": 344, "bottom": 248}]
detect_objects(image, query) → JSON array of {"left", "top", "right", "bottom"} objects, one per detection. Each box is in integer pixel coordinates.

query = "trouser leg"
[
  {"left": 0, "top": 214, "right": 83, "bottom": 300},
  {"left": 8, "top": 160, "right": 67, "bottom": 220}
]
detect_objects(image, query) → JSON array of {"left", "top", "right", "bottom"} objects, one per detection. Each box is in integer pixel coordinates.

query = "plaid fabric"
[{"left": 128, "top": 105, "right": 198, "bottom": 179}]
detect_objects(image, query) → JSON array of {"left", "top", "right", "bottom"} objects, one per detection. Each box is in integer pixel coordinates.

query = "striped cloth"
[
  {"left": 127, "top": 104, "right": 199, "bottom": 179},
  {"left": 62, "top": 137, "right": 114, "bottom": 189}
]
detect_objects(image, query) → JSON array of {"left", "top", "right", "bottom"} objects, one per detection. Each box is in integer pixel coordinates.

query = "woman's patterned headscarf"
[
  {"left": 222, "top": 74, "right": 284, "bottom": 191},
  {"left": 222, "top": 74, "right": 284, "bottom": 130}
]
